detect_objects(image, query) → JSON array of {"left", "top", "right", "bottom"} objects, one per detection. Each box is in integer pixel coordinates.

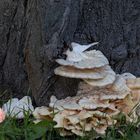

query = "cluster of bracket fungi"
[{"left": 33, "top": 42, "right": 140, "bottom": 136}]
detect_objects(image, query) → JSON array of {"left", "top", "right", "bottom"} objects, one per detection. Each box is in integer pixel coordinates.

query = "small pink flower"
[{"left": 0, "top": 108, "right": 5, "bottom": 123}]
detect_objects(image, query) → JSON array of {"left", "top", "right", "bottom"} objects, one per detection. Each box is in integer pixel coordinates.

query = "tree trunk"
[{"left": 0, "top": 0, "right": 140, "bottom": 106}]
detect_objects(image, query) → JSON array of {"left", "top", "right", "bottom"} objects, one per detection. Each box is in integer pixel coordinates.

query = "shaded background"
[{"left": 0, "top": 0, "right": 140, "bottom": 105}]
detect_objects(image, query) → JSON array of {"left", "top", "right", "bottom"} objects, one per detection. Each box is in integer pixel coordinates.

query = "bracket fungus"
[
  {"left": 33, "top": 42, "right": 140, "bottom": 136},
  {"left": 54, "top": 66, "right": 107, "bottom": 79},
  {"left": 84, "top": 65, "right": 116, "bottom": 87},
  {"left": 56, "top": 50, "right": 109, "bottom": 69},
  {"left": 65, "top": 42, "right": 98, "bottom": 62},
  {"left": 3, "top": 96, "right": 34, "bottom": 119},
  {"left": 126, "top": 78, "right": 140, "bottom": 106}
]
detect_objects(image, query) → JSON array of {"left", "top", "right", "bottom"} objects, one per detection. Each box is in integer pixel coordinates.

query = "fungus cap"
[
  {"left": 70, "top": 42, "right": 98, "bottom": 53},
  {"left": 53, "top": 113, "right": 65, "bottom": 128},
  {"left": 131, "top": 89, "right": 140, "bottom": 104},
  {"left": 111, "top": 75, "right": 131, "bottom": 92},
  {"left": 65, "top": 50, "right": 88, "bottom": 62},
  {"left": 49, "top": 96, "right": 82, "bottom": 110},
  {"left": 54, "top": 66, "right": 107, "bottom": 79},
  {"left": 126, "top": 78, "right": 140, "bottom": 89},
  {"left": 62, "top": 102, "right": 82, "bottom": 110},
  {"left": 121, "top": 73, "right": 136, "bottom": 80},
  {"left": 66, "top": 115, "right": 80, "bottom": 124},
  {"left": 56, "top": 50, "right": 109, "bottom": 69},
  {"left": 65, "top": 42, "right": 98, "bottom": 62},
  {"left": 78, "top": 97, "right": 110, "bottom": 109},
  {"left": 33, "top": 106, "right": 53, "bottom": 119},
  {"left": 100, "top": 89, "right": 130, "bottom": 100},
  {"left": 84, "top": 66, "right": 116, "bottom": 87},
  {"left": 2, "top": 96, "right": 34, "bottom": 119},
  {"left": 114, "top": 95, "right": 135, "bottom": 114}
]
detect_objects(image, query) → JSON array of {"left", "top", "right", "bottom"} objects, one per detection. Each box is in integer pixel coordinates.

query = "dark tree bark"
[{"left": 0, "top": 0, "right": 140, "bottom": 105}]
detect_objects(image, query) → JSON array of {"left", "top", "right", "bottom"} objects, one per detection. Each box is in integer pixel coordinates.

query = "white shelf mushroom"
[
  {"left": 70, "top": 42, "right": 98, "bottom": 53},
  {"left": 121, "top": 73, "right": 136, "bottom": 80},
  {"left": 65, "top": 42, "right": 98, "bottom": 62},
  {"left": 55, "top": 65, "right": 107, "bottom": 79},
  {"left": 111, "top": 74, "right": 131, "bottom": 92},
  {"left": 2, "top": 96, "right": 34, "bottom": 119},
  {"left": 56, "top": 50, "right": 109, "bottom": 69},
  {"left": 78, "top": 97, "right": 110, "bottom": 109},
  {"left": 126, "top": 78, "right": 140, "bottom": 106},
  {"left": 84, "top": 66, "right": 116, "bottom": 87},
  {"left": 33, "top": 106, "right": 54, "bottom": 120},
  {"left": 49, "top": 96, "right": 82, "bottom": 111},
  {"left": 126, "top": 78, "right": 140, "bottom": 89},
  {"left": 33, "top": 42, "right": 140, "bottom": 137}
]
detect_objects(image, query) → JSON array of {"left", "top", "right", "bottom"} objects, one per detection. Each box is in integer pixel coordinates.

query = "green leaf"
[
  {"left": 128, "top": 133, "right": 140, "bottom": 140},
  {"left": 23, "top": 120, "right": 55, "bottom": 140},
  {"left": 25, "top": 125, "right": 47, "bottom": 140}
]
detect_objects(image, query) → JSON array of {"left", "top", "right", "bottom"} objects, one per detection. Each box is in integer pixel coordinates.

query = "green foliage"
[
  {"left": 0, "top": 114, "right": 140, "bottom": 140},
  {"left": 0, "top": 114, "right": 49, "bottom": 140}
]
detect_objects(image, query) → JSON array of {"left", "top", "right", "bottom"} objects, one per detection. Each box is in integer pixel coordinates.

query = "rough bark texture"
[
  {"left": 0, "top": 0, "right": 140, "bottom": 105},
  {"left": 0, "top": 0, "right": 28, "bottom": 98}
]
